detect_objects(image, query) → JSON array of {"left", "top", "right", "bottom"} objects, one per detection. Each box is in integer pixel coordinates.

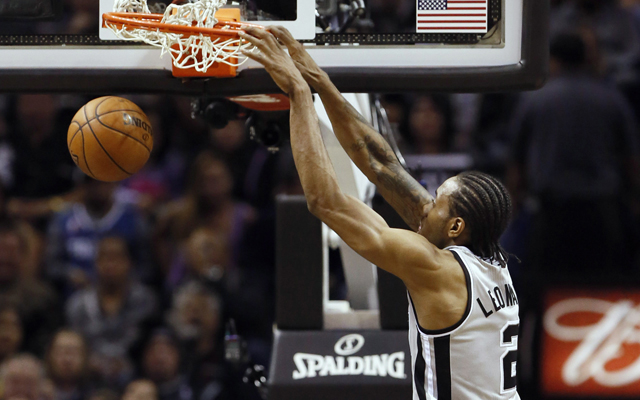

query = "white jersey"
[{"left": 408, "top": 245, "right": 520, "bottom": 400}]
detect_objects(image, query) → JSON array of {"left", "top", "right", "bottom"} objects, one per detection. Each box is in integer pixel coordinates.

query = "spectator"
[
  {"left": 208, "top": 120, "right": 252, "bottom": 200},
  {"left": 0, "top": 305, "right": 22, "bottom": 365},
  {"left": 168, "top": 282, "right": 231, "bottom": 400},
  {"left": 154, "top": 152, "right": 255, "bottom": 289},
  {"left": 0, "top": 182, "right": 44, "bottom": 281},
  {"left": 180, "top": 228, "right": 230, "bottom": 290},
  {"left": 122, "top": 380, "right": 158, "bottom": 400},
  {"left": 0, "top": 354, "right": 47, "bottom": 400},
  {"left": 402, "top": 95, "right": 455, "bottom": 155},
  {"left": 209, "top": 119, "right": 281, "bottom": 209},
  {"left": 66, "top": 237, "right": 158, "bottom": 388},
  {"left": 45, "top": 330, "right": 89, "bottom": 400},
  {"left": 0, "top": 218, "right": 61, "bottom": 355},
  {"left": 508, "top": 31, "right": 640, "bottom": 285},
  {"left": 468, "top": 93, "right": 520, "bottom": 178},
  {"left": 47, "top": 177, "right": 152, "bottom": 295},
  {"left": 4, "top": 95, "right": 77, "bottom": 228},
  {"left": 141, "top": 329, "right": 192, "bottom": 400},
  {"left": 550, "top": 0, "right": 640, "bottom": 86}
]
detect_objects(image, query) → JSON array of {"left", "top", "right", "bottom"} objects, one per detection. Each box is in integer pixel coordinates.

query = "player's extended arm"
[
  {"left": 268, "top": 26, "right": 434, "bottom": 231},
  {"left": 239, "top": 27, "right": 442, "bottom": 281}
]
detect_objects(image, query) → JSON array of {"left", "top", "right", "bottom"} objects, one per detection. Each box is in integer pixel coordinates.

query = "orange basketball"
[{"left": 67, "top": 96, "right": 154, "bottom": 182}]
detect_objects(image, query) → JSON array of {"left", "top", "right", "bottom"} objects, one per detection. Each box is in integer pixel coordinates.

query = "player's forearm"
[
  {"left": 289, "top": 83, "right": 344, "bottom": 212},
  {"left": 308, "top": 73, "right": 433, "bottom": 229},
  {"left": 301, "top": 59, "right": 397, "bottom": 176},
  {"left": 308, "top": 72, "right": 385, "bottom": 169}
]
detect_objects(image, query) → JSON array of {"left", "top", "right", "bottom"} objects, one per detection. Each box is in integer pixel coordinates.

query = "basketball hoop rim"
[{"left": 102, "top": 12, "right": 263, "bottom": 38}]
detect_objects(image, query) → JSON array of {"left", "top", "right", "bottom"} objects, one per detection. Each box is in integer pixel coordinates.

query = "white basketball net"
[{"left": 107, "top": 0, "right": 254, "bottom": 72}]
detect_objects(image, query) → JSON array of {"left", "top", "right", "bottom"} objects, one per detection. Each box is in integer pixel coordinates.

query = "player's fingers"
[
  {"left": 261, "top": 29, "right": 282, "bottom": 49},
  {"left": 240, "top": 48, "right": 268, "bottom": 65},
  {"left": 243, "top": 26, "right": 281, "bottom": 50},
  {"left": 270, "top": 26, "right": 297, "bottom": 47},
  {"left": 239, "top": 32, "right": 276, "bottom": 56},
  {"left": 243, "top": 26, "right": 271, "bottom": 41},
  {"left": 238, "top": 32, "right": 263, "bottom": 48},
  {"left": 241, "top": 28, "right": 279, "bottom": 53}
]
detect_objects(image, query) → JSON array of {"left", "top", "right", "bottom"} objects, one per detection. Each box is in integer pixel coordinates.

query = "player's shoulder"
[{"left": 383, "top": 228, "right": 453, "bottom": 261}]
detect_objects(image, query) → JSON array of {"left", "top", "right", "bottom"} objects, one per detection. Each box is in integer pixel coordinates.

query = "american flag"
[{"left": 417, "top": 0, "right": 488, "bottom": 33}]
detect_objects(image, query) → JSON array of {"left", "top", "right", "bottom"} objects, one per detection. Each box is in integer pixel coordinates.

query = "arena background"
[{"left": 0, "top": 1, "right": 639, "bottom": 400}]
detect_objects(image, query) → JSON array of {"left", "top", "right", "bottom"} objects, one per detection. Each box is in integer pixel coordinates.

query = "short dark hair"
[
  {"left": 550, "top": 31, "right": 587, "bottom": 67},
  {"left": 449, "top": 171, "right": 512, "bottom": 267}
]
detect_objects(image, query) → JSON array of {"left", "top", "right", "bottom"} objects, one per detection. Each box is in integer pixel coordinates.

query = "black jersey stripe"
[
  {"left": 414, "top": 333, "right": 427, "bottom": 400},
  {"left": 434, "top": 335, "right": 452, "bottom": 400}
]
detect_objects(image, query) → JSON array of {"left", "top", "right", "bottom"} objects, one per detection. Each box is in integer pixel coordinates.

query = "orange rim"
[{"left": 102, "top": 12, "right": 263, "bottom": 38}]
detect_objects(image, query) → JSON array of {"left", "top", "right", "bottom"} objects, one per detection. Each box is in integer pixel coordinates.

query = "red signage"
[{"left": 542, "top": 289, "right": 640, "bottom": 396}]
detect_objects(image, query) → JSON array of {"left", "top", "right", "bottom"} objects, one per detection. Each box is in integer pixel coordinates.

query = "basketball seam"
[
  {"left": 68, "top": 109, "right": 149, "bottom": 147},
  {"left": 98, "top": 109, "right": 145, "bottom": 116},
  {"left": 90, "top": 96, "right": 112, "bottom": 122},
  {"left": 79, "top": 127, "right": 96, "bottom": 179},
  {"left": 68, "top": 120, "right": 83, "bottom": 146},
  {"left": 83, "top": 105, "right": 133, "bottom": 177},
  {"left": 94, "top": 95, "right": 144, "bottom": 118},
  {"left": 68, "top": 97, "right": 111, "bottom": 147},
  {"left": 94, "top": 115, "right": 152, "bottom": 153}
]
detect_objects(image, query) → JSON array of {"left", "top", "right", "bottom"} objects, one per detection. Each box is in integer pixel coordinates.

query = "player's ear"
[{"left": 448, "top": 217, "right": 465, "bottom": 238}]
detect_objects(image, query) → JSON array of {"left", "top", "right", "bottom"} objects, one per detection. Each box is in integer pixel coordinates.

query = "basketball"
[{"left": 67, "top": 96, "right": 154, "bottom": 182}]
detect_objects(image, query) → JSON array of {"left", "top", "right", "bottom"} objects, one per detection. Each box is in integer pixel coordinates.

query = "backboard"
[{"left": 0, "top": 0, "right": 548, "bottom": 94}]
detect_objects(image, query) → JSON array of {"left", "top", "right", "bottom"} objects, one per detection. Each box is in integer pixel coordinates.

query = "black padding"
[
  {"left": 276, "top": 195, "right": 323, "bottom": 330},
  {"left": 372, "top": 194, "right": 409, "bottom": 330}
]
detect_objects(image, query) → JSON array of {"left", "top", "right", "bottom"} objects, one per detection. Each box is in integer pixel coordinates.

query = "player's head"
[{"left": 419, "top": 171, "right": 511, "bottom": 266}]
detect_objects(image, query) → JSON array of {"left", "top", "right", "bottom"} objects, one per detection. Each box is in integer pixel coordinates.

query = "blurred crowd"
[
  {"left": 0, "top": 92, "right": 304, "bottom": 400},
  {"left": 0, "top": 0, "right": 639, "bottom": 400}
]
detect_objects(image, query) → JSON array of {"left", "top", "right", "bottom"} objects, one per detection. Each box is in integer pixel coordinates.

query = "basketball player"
[{"left": 240, "top": 26, "right": 520, "bottom": 400}]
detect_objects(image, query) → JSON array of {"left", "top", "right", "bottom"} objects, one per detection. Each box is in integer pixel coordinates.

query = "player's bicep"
[
  {"left": 313, "top": 194, "right": 389, "bottom": 244},
  {"left": 313, "top": 196, "right": 438, "bottom": 281}
]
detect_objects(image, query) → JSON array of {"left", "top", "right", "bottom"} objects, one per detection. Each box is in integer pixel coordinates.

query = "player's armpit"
[{"left": 310, "top": 193, "right": 442, "bottom": 282}]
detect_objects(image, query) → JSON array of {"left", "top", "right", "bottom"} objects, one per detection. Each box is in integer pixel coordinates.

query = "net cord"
[{"left": 106, "top": 0, "right": 256, "bottom": 70}]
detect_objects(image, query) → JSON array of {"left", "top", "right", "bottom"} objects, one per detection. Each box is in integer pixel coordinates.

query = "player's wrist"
[
  {"left": 308, "top": 69, "right": 330, "bottom": 91},
  {"left": 289, "top": 80, "right": 312, "bottom": 97}
]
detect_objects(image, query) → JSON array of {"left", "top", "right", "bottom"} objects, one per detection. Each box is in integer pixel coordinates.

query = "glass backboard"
[{"left": 0, "top": 0, "right": 548, "bottom": 94}]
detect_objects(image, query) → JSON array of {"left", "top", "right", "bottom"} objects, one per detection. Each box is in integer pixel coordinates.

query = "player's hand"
[
  {"left": 267, "top": 26, "right": 325, "bottom": 86},
  {"left": 239, "top": 26, "right": 307, "bottom": 94}
]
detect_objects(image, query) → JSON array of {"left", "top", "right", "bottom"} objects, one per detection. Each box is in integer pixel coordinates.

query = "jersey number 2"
[{"left": 500, "top": 322, "right": 519, "bottom": 393}]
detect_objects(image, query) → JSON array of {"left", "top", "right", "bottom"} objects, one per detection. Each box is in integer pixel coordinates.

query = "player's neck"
[{"left": 448, "top": 231, "right": 471, "bottom": 249}]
